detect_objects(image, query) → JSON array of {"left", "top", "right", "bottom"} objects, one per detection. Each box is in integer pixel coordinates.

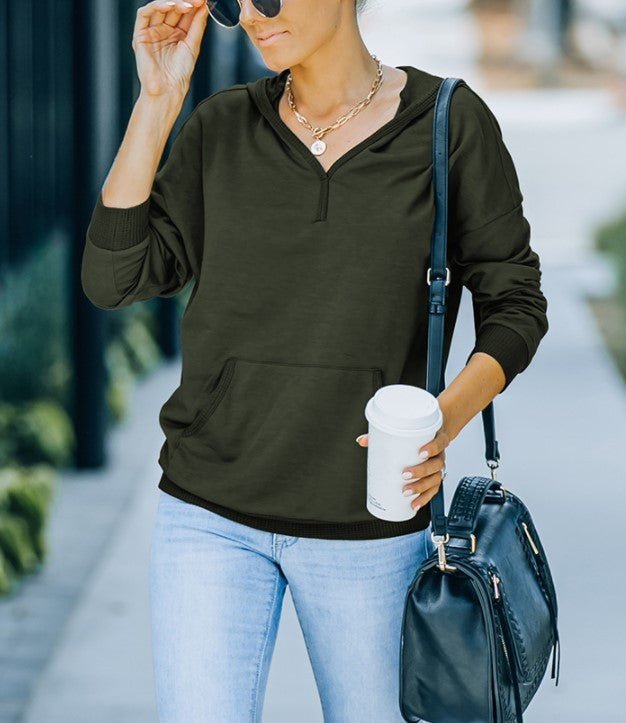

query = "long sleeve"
[
  {"left": 446, "top": 83, "right": 549, "bottom": 391},
  {"left": 81, "top": 104, "right": 204, "bottom": 310}
]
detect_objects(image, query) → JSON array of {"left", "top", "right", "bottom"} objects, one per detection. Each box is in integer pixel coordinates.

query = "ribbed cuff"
[
  {"left": 87, "top": 191, "right": 151, "bottom": 251},
  {"left": 466, "top": 323, "right": 530, "bottom": 391}
]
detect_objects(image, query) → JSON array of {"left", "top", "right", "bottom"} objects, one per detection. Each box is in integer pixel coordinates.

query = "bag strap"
[{"left": 426, "top": 77, "right": 501, "bottom": 539}]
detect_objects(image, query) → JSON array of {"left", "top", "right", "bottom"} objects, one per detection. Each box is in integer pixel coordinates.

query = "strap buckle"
[
  {"left": 426, "top": 266, "right": 451, "bottom": 286},
  {"left": 431, "top": 532, "right": 458, "bottom": 572},
  {"left": 487, "top": 458, "right": 499, "bottom": 481}
]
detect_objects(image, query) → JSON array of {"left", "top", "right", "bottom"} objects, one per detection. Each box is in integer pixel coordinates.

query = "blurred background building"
[{"left": 1, "top": 1, "right": 625, "bottom": 721}]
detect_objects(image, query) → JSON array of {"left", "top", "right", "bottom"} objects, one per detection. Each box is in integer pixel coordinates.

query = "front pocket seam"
[
  {"left": 177, "top": 359, "right": 383, "bottom": 443},
  {"left": 233, "top": 357, "right": 383, "bottom": 376},
  {"left": 180, "top": 357, "right": 237, "bottom": 439}
]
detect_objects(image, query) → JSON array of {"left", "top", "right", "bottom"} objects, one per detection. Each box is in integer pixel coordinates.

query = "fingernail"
[
  {"left": 414, "top": 504, "right": 421, "bottom": 511},
  {"left": 418, "top": 450, "right": 429, "bottom": 460},
  {"left": 401, "top": 471, "right": 413, "bottom": 479},
  {"left": 403, "top": 488, "right": 415, "bottom": 497},
  {"left": 355, "top": 434, "right": 366, "bottom": 444}
]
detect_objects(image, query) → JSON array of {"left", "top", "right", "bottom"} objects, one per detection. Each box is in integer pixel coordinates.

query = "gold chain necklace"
[{"left": 285, "top": 54, "right": 384, "bottom": 156}]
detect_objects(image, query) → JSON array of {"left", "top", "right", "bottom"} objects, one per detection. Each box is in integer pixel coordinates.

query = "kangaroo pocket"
[{"left": 164, "top": 356, "right": 384, "bottom": 523}]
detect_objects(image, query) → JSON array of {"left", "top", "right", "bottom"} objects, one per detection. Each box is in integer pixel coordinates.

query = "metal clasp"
[
  {"left": 468, "top": 532, "right": 477, "bottom": 554},
  {"left": 486, "top": 458, "right": 499, "bottom": 481},
  {"left": 431, "top": 532, "right": 457, "bottom": 572},
  {"left": 426, "top": 266, "right": 451, "bottom": 286}
]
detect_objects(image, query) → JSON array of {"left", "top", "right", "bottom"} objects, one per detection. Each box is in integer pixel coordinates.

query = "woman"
[{"left": 81, "top": 0, "right": 549, "bottom": 720}]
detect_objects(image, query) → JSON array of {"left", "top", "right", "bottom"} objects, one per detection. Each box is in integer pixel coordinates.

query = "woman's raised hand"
[{"left": 132, "top": 0, "right": 209, "bottom": 99}]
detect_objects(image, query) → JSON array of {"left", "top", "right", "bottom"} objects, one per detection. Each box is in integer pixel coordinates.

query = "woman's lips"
[{"left": 258, "top": 31, "right": 288, "bottom": 46}]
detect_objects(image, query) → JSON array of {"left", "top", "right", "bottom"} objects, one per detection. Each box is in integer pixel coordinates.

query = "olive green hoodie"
[{"left": 81, "top": 65, "right": 548, "bottom": 539}]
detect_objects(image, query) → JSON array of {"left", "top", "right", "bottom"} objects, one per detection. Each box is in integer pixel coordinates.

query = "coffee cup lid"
[{"left": 365, "top": 384, "right": 441, "bottom": 433}]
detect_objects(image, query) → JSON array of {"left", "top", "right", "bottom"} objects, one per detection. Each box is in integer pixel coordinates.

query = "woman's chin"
[{"left": 259, "top": 52, "right": 294, "bottom": 73}]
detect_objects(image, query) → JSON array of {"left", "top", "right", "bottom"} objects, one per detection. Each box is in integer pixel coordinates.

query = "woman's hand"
[
  {"left": 355, "top": 426, "right": 452, "bottom": 511},
  {"left": 133, "top": 0, "right": 209, "bottom": 99}
]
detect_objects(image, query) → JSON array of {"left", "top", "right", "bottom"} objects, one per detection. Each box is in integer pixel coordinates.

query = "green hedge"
[
  {"left": 0, "top": 465, "right": 57, "bottom": 596},
  {"left": 0, "top": 236, "right": 186, "bottom": 594},
  {"left": 0, "top": 236, "right": 165, "bottom": 428},
  {"left": 0, "top": 399, "right": 75, "bottom": 468},
  {"left": 595, "top": 208, "right": 626, "bottom": 306}
]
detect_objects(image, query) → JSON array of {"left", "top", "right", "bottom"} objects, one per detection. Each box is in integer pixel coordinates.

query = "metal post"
[
  {"left": 72, "top": 0, "right": 120, "bottom": 467},
  {"left": 0, "top": 0, "right": 8, "bottom": 275}
]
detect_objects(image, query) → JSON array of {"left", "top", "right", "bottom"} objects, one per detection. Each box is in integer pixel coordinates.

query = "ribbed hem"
[
  {"left": 466, "top": 323, "right": 530, "bottom": 391},
  {"left": 158, "top": 473, "right": 431, "bottom": 540},
  {"left": 87, "top": 190, "right": 151, "bottom": 250}
]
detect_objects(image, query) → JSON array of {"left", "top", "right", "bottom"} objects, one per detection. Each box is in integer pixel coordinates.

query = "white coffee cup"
[{"left": 364, "top": 384, "right": 443, "bottom": 521}]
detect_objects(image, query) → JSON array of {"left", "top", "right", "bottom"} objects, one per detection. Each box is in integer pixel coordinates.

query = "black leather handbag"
[{"left": 398, "top": 77, "right": 561, "bottom": 723}]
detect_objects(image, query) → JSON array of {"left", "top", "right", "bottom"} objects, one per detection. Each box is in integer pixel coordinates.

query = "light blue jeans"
[{"left": 149, "top": 488, "right": 436, "bottom": 722}]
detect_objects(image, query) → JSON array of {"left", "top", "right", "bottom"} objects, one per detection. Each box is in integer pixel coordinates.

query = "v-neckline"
[{"left": 253, "top": 65, "right": 440, "bottom": 180}]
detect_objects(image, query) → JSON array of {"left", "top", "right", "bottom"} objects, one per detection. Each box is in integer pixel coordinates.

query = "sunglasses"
[{"left": 207, "top": 0, "right": 283, "bottom": 28}]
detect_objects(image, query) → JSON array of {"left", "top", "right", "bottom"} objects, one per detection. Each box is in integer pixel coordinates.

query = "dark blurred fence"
[
  {"left": 0, "top": 0, "right": 267, "bottom": 468},
  {"left": 0, "top": 0, "right": 264, "bottom": 271}
]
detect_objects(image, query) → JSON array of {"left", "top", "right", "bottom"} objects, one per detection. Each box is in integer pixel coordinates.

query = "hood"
[{"left": 246, "top": 64, "right": 445, "bottom": 122}]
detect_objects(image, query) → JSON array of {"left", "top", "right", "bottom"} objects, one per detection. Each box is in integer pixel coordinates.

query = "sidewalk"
[{"left": 3, "top": 1, "right": 626, "bottom": 721}]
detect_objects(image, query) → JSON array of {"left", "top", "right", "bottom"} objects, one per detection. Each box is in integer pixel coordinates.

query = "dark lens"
[
  {"left": 207, "top": 0, "right": 240, "bottom": 27},
  {"left": 252, "top": 0, "right": 282, "bottom": 17}
]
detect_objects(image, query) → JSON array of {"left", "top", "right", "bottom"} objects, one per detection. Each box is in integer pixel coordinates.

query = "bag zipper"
[
  {"left": 489, "top": 570, "right": 525, "bottom": 723},
  {"left": 519, "top": 518, "right": 561, "bottom": 685},
  {"left": 424, "top": 557, "right": 503, "bottom": 722},
  {"left": 491, "top": 572, "right": 513, "bottom": 671}
]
